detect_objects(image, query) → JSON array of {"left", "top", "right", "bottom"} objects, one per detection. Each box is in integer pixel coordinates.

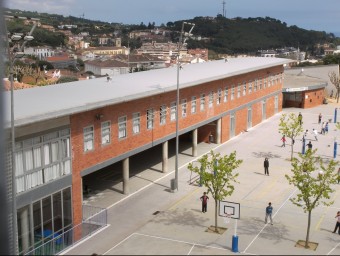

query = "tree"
[
  {"left": 328, "top": 70, "right": 340, "bottom": 103},
  {"left": 285, "top": 149, "right": 338, "bottom": 248},
  {"left": 187, "top": 150, "right": 242, "bottom": 232},
  {"left": 278, "top": 113, "right": 304, "bottom": 160}
]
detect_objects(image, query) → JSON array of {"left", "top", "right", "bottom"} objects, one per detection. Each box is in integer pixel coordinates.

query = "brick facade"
[{"left": 70, "top": 65, "right": 284, "bottom": 224}]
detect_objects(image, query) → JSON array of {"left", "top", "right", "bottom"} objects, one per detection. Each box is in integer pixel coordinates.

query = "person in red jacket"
[
  {"left": 200, "top": 192, "right": 209, "bottom": 213},
  {"left": 281, "top": 135, "right": 286, "bottom": 147}
]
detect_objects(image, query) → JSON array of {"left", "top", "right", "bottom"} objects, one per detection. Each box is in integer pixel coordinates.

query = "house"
[
  {"left": 84, "top": 59, "right": 129, "bottom": 76},
  {"left": 24, "top": 46, "right": 55, "bottom": 60},
  {"left": 46, "top": 54, "right": 77, "bottom": 69}
]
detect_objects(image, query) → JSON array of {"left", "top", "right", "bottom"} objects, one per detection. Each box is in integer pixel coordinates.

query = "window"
[
  {"left": 237, "top": 83, "right": 241, "bottom": 98},
  {"left": 231, "top": 85, "right": 235, "bottom": 100},
  {"left": 259, "top": 78, "right": 262, "bottom": 90},
  {"left": 254, "top": 79, "right": 257, "bottom": 92},
  {"left": 160, "top": 105, "right": 167, "bottom": 125},
  {"left": 146, "top": 109, "right": 154, "bottom": 129},
  {"left": 132, "top": 112, "right": 140, "bottom": 134},
  {"left": 181, "top": 99, "right": 187, "bottom": 118},
  {"left": 200, "top": 93, "right": 205, "bottom": 111},
  {"left": 15, "top": 129, "right": 71, "bottom": 194},
  {"left": 101, "top": 121, "right": 111, "bottom": 145},
  {"left": 209, "top": 91, "right": 214, "bottom": 108},
  {"left": 264, "top": 77, "right": 267, "bottom": 88},
  {"left": 191, "top": 96, "right": 197, "bottom": 114},
  {"left": 224, "top": 87, "right": 228, "bottom": 102},
  {"left": 170, "top": 102, "right": 176, "bottom": 121},
  {"left": 118, "top": 116, "right": 127, "bottom": 138},
  {"left": 243, "top": 82, "right": 246, "bottom": 96},
  {"left": 248, "top": 80, "right": 252, "bottom": 94},
  {"left": 84, "top": 126, "right": 94, "bottom": 152},
  {"left": 217, "top": 88, "right": 222, "bottom": 105}
]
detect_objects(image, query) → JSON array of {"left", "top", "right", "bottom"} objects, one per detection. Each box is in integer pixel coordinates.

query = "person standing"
[
  {"left": 337, "top": 167, "right": 340, "bottom": 184},
  {"left": 265, "top": 202, "right": 273, "bottom": 225},
  {"left": 333, "top": 211, "right": 340, "bottom": 234},
  {"left": 298, "top": 112, "right": 303, "bottom": 126},
  {"left": 264, "top": 158, "right": 269, "bottom": 176},
  {"left": 325, "top": 122, "right": 329, "bottom": 134},
  {"left": 306, "top": 141, "right": 313, "bottom": 151},
  {"left": 312, "top": 129, "right": 318, "bottom": 141},
  {"left": 200, "top": 192, "right": 209, "bottom": 213},
  {"left": 318, "top": 113, "right": 322, "bottom": 124},
  {"left": 281, "top": 135, "right": 286, "bottom": 147},
  {"left": 321, "top": 122, "right": 325, "bottom": 135}
]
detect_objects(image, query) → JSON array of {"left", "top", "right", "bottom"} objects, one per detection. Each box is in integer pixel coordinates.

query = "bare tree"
[{"left": 328, "top": 70, "right": 340, "bottom": 103}]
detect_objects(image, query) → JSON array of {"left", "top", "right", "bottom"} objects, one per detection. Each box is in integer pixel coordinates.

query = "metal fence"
[{"left": 24, "top": 205, "right": 107, "bottom": 255}]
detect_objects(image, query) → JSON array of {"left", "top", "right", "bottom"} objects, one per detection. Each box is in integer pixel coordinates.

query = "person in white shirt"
[
  {"left": 312, "top": 129, "right": 318, "bottom": 141},
  {"left": 333, "top": 211, "right": 340, "bottom": 234}
]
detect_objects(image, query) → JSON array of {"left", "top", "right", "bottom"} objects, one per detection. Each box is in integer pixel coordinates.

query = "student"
[
  {"left": 318, "top": 113, "right": 322, "bottom": 124},
  {"left": 306, "top": 141, "right": 313, "bottom": 151},
  {"left": 200, "top": 192, "right": 209, "bottom": 213},
  {"left": 264, "top": 158, "right": 269, "bottom": 176},
  {"left": 333, "top": 211, "right": 340, "bottom": 234},
  {"left": 298, "top": 112, "right": 303, "bottom": 125},
  {"left": 312, "top": 129, "right": 318, "bottom": 141},
  {"left": 265, "top": 202, "right": 273, "bottom": 225},
  {"left": 281, "top": 135, "right": 286, "bottom": 147}
]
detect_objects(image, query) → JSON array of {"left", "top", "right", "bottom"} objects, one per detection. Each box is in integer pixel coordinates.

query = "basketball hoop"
[{"left": 224, "top": 214, "right": 231, "bottom": 224}]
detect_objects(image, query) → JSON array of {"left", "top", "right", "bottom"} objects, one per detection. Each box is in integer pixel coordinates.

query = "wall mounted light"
[{"left": 95, "top": 114, "right": 104, "bottom": 120}]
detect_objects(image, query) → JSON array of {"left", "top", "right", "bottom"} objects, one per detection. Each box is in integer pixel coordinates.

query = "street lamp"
[
  {"left": 173, "top": 21, "right": 195, "bottom": 191},
  {"left": 5, "top": 16, "right": 38, "bottom": 255}
]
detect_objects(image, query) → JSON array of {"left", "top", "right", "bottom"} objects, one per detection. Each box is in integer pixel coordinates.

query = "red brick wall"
[
  {"left": 70, "top": 65, "right": 284, "bottom": 224},
  {"left": 302, "top": 89, "right": 325, "bottom": 108}
]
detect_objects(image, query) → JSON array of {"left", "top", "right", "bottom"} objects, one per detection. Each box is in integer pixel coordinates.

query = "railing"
[{"left": 24, "top": 205, "right": 107, "bottom": 255}]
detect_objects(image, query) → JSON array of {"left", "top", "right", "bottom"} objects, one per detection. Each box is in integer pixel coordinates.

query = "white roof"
[{"left": 3, "top": 57, "right": 292, "bottom": 128}]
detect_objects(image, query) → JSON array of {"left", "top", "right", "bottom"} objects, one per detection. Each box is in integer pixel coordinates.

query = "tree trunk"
[
  {"left": 290, "top": 142, "right": 294, "bottom": 161},
  {"left": 337, "top": 88, "right": 340, "bottom": 103},
  {"left": 305, "top": 210, "right": 312, "bottom": 248},
  {"left": 214, "top": 200, "right": 218, "bottom": 232}
]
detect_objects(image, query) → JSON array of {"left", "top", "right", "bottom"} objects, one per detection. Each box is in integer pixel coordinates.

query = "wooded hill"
[{"left": 5, "top": 8, "right": 339, "bottom": 56}]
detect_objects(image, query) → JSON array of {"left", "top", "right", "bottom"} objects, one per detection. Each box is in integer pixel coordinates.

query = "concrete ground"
[{"left": 62, "top": 100, "right": 340, "bottom": 255}]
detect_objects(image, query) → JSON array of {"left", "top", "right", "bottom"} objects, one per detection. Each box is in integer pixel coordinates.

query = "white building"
[{"left": 24, "top": 46, "right": 55, "bottom": 60}]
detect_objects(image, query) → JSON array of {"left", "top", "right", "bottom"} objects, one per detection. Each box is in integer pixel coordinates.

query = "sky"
[{"left": 4, "top": 0, "right": 340, "bottom": 36}]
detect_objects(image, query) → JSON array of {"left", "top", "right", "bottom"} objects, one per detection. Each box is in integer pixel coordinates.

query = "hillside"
[{"left": 4, "top": 8, "right": 340, "bottom": 55}]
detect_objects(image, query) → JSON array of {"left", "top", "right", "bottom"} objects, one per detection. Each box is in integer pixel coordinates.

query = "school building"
[{"left": 4, "top": 57, "right": 292, "bottom": 254}]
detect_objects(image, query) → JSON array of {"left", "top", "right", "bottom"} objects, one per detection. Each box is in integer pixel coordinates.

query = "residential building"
[
  {"left": 4, "top": 57, "right": 291, "bottom": 255},
  {"left": 84, "top": 59, "right": 129, "bottom": 76},
  {"left": 24, "top": 46, "right": 55, "bottom": 60}
]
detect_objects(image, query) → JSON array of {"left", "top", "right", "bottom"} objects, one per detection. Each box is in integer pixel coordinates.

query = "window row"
[{"left": 83, "top": 73, "right": 282, "bottom": 152}]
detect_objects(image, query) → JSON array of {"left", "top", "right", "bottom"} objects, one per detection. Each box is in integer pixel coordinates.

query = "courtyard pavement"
[{"left": 62, "top": 100, "right": 340, "bottom": 255}]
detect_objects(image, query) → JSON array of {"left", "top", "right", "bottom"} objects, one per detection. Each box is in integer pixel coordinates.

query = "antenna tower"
[{"left": 222, "top": 1, "right": 226, "bottom": 18}]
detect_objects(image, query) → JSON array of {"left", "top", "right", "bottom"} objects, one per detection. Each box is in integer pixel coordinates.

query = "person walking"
[
  {"left": 318, "top": 113, "right": 322, "bottom": 124},
  {"left": 333, "top": 211, "right": 340, "bottom": 234},
  {"left": 281, "top": 134, "right": 286, "bottom": 147},
  {"left": 298, "top": 112, "right": 303, "bottom": 126},
  {"left": 312, "top": 129, "right": 318, "bottom": 141},
  {"left": 265, "top": 202, "right": 273, "bottom": 225},
  {"left": 306, "top": 141, "right": 313, "bottom": 151},
  {"left": 321, "top": 122, "right": 325, "bottom": 135},
  {"left": 325, "top": 122, "right": 329, "bottom": 134},
  {"left": 200, "top": 192, "right": 209, "bottom": 213},
  {"left": 264, "top": 158, "right": 269, "bottom": 176}
]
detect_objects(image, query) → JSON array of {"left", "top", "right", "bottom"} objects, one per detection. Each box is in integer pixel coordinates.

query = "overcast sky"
[{"left": 4, "top": 0, "right": 340, "bottom": 35}]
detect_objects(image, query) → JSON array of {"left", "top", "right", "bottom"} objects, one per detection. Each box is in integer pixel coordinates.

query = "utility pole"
[{"left": 222, "top": 0, "right": 226, "bottom": 18}]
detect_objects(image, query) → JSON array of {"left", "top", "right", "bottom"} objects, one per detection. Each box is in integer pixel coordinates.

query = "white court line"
[
  {"left": 187, "top": 244, "right": 196, "bottom": 255},
  {"left": 103, "top": 232, "right": 135, "bottom": 255},
  {"left": 242, "top": 187, "right": 298, "bottom": 254},
  {"left": 327, "top": 241, "right": 340, "bottom": 255},
  {"left": 120, "top": 232, "right": 232, "bottom": 254}
]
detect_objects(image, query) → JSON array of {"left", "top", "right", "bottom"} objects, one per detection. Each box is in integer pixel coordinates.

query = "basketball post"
[{"left": 219, "top": 200, "right": 240, "bottom": 253}]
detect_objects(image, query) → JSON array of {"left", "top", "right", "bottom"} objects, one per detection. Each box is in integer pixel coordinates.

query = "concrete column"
[
  {"left": 20, "top": 207, "right": 29, "bottom": 253},
  {"left": 122, "top": 158, "right": 130, "bottom": 195},
  {"left": 216, "top": 118, "right": 222, "bottom": 144},
  {"left": 162, "top": 141, "right": 168, "bottom": 173},
  {"left": 192, "top": 129, "right": 198, "bottom": 157}
]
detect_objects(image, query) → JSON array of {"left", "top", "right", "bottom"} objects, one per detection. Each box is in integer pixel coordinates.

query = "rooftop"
[{"left": 3, "top": 57, "right": 292, "bottom": 128}]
